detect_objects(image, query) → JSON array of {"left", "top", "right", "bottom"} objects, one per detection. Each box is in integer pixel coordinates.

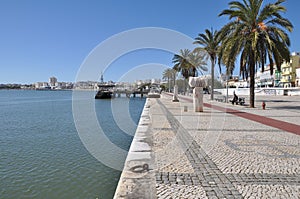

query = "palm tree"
[
  {"left": 188, "top": 51, "right": 208, "bottom": 75},
  {"left": 172, "top": 49, "right": 207, "bottom": 79},
  {"left": 172, "top": 49, "right": 207, "bottom": 93},
  {"left": 173, "top": 49, "right": 193, "bottom": 79},
  {"left": 162, "top": 68, "right": 176, "bottom": 92},
  {"left": 218, "top": 0, "right": 293, "bottom": 107},
  {"left": 194, "top": 28, "right": 222, "bottom": 100}
]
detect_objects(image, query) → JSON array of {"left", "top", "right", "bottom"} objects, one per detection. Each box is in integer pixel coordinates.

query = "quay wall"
[{"left": 113, "top": 98, "right": 156, "bottom": 198}]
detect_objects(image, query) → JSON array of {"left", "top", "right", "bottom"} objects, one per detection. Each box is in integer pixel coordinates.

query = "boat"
[
  {"left": 95, "top": 89, "right": 113, "bottom": 99},
  {"left": 95, "top": 84, "right": 115, "bottom": 99}
]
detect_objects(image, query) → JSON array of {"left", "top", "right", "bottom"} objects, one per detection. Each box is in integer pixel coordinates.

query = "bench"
[
  {"left": 230, "top": 97, "right": 245, "bottom": 105},
  {"left": 215, "top": 96, "right": 226, "bottom": 102}
]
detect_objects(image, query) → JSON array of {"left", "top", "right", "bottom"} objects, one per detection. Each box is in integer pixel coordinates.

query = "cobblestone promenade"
[{"left": 114, "top": 93, "right": 300, "bottom": 199}]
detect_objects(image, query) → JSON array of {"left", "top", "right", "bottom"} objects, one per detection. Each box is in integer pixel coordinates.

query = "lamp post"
[
  {"left": 168, "top": 77, "right": 171, "bottom": 93},
  {"left": 226, "top": 74, "right": 229, "bottom": 103}
]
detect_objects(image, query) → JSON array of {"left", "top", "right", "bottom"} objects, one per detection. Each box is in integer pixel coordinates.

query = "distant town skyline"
[{"left": 1, "top": 0, "right": 300, "bottom": 84}]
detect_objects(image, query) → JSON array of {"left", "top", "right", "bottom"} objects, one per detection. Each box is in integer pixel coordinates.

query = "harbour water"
[{"left": 0, "top": 90, "right": 145, "bottom": 199}]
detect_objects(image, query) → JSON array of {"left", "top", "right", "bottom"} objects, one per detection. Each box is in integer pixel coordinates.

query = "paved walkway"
[
  {"left": 114, "top": 93, "right": 300, "bottom": 199},
  {"left": 178, "top": 95, "right": 300, "bottom": 136}
]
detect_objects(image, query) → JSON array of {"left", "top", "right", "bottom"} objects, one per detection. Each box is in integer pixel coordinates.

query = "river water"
[{"left": 0, "top": 90, "right": 145, "bottom": 199}]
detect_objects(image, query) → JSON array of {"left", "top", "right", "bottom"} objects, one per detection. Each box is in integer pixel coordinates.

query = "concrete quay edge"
[{"left": 113, "top": 98, "right": 156, "bottom": 199}]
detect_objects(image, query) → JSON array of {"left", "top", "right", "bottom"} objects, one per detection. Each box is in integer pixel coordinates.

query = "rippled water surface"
[{"left": 0, "top": 90, "right": 145, "bottom": 199}]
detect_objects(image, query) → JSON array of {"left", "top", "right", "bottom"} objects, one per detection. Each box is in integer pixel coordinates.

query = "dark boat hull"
[{"left": 95, "top": 90, "right": 113, "bottom": 99}]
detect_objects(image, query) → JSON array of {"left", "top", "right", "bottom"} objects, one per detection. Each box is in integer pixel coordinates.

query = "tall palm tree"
[
  {"left": 162, "top": 68, "right": 176, "bottom": 92},
  {"left": 219, "top": 0, "right": 293, "bottom": 107},
  {"left": 173, "top": 49, "right": 194, "bottom": 79},
  {"left": 194, "top": 28, "right": 222, "bottom": 100},
  {"left": 188, "top": 51, "right": 208, "bottom": 75},
  {"left": 172, "top": 49, "right": 207, "bottom": 79},
  {"left": 173, "top": 49, "right": 207, "bottom": 93}
]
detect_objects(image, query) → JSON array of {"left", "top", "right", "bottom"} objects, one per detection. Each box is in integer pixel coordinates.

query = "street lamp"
[{"left": 226, "top": 74, "right": 229, "bottom": 103}]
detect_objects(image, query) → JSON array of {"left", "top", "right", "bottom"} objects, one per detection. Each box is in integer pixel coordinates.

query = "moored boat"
[
  {"left": 95, "top": 84, "right": 115, "bottom": 99},
  {"left": 95, "top": 90, "right": 113, "bottom": 99}
]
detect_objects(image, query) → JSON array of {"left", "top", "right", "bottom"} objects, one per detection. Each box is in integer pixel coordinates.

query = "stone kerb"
[{"left": 114, "top": 98, "right": 156, "bottom": 199}]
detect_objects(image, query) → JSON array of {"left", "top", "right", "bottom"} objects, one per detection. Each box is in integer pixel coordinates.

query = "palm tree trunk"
[
  {"left": 173, "top": 73, "right": 176, "bottom": 89},
  {"left": 185, "top": 78, "right": 188, "bottom": 95},
  {"left": 168, "top": 77, "right": 170, "bottom": 92},
  {"left": 210, "top": 57, "right": 215, "bottom": 100},
  {"left": 249, "top": 51, "right": 255, "bottom": 108}
]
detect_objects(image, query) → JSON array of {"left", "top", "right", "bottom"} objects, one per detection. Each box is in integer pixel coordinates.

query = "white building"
[
  {"left": 151, "top": 78, "right": 161, "bottom": 84},
  {"left": 35, "top": 82, "right": 49, "bottom": 89},
  {"left": 255, "top": 66, "right": 276, "bottom": 87},
  {"left": 296, "top": 67, "right": 300, "bottom": 87},
  {"left": 74, "top": 81, "right": 99, "bottom": 90},
  {"left": 49, "top": 77, "right": 58, "bottom": 88}
]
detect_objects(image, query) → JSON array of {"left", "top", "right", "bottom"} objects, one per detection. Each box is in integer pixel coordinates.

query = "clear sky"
[{"left": 0, "top": 0, "right": 299, "bottom": 84}]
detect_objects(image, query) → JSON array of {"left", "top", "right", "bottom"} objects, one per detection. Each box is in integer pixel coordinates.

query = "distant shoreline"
[
  {"left": 0, "top": 88, "right": 100, "bottom": 91},
  {"left": 0, "top": 88, "right": 73, "bottom": 91}
]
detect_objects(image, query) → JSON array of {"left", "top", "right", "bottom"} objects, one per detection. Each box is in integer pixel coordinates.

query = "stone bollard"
[
  {"left": 189, "top": 77, "right": 206, "bottom": 112},
  {"left": 172, "top": 85, "right": 179, "bottom": 102},
  {"left": 183, "top": 105, "right": 188, "bottom": 112},
  {"left": 193, "top": 87, "right": 203, "bottom": 112}
]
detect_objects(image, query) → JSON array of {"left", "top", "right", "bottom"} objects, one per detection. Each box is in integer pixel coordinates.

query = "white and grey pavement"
[{"left": 114, "top": 93, "right": 300, "bottom": 199}]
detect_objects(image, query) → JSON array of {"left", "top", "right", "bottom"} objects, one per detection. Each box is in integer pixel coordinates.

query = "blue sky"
[{"left": 0, "top": 0, "right": 299, "bottom": 84}]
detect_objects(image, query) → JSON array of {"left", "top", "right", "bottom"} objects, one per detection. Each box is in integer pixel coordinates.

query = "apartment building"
[{"left": 280, "top": 52, "right": 300, "bottom": 87}]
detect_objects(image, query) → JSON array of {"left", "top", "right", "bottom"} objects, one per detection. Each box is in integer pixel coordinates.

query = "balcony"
[
  {"left": 281, "top": 62, "right": 290, "bottom": 67},
  {"left": 281, "top": 71, "right": 291, "bottom": 76},
  {"left": 280, "top": 79, "right": 290, "bottom": 83}
]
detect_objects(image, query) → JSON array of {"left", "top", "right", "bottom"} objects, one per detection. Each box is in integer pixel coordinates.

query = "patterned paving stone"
[
  {"left": 115, "top": 94, "right": 300, "bottom": 198},
  {"left": 156, "top": 99, "right": 243, "bottom": 198},
  {"left": 155, "top": 97, "right": 300, "bottom": 199}
]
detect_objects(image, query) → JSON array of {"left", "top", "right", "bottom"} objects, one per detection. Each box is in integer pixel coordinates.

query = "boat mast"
[{"left": 100, "top": 72, "right": 104, "bottom": 84}]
